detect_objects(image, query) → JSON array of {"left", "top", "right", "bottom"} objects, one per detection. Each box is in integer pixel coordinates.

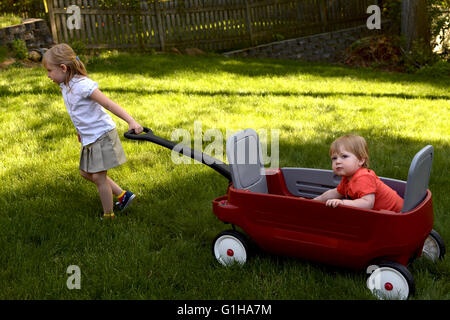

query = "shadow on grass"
[
  {"left": 110, "top": 88, "right": 449, "bottom": 100},
  {"left": 86, "top": 53, "right": 450, "bottom": 88},
  {"left": 1, "top": 86, "right": 448, "bottom": 101}
]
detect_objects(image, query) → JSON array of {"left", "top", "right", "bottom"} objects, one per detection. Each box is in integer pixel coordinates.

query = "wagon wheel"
[
  {"left": 422, "top": 229, "right": 446, "bottom": 262},
  {"left": 212, "top": 230, "right": 249, "bottom": 266},
  {"left": 366, "top": 261, "right": 415, "bottom": 300}
]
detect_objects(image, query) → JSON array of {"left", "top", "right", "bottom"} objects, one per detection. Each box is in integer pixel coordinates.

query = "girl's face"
[
  {"left": 45, "top": 63, "right": 67, "bottom": 84},
  {"left": 331, "top": 148, "right": 365, "bottom": 178}
]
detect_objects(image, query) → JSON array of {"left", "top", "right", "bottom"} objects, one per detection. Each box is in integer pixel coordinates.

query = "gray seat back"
[
  {"left": 226, "top": 129, "right": 268, "bottom": 193},
  {"left": 401, "top": 145, "right": 434, "bottom": 212}
]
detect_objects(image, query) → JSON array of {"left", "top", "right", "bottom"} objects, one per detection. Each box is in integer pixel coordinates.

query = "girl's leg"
[
  {"left": 90, "top": 171, "right": 113, "bottom": 214},
  {"left": 80, "top": 170, "right": 124, "bottom": 197},
  {"left": 107, "top": 176, "right": 124, "bottom": 197}
]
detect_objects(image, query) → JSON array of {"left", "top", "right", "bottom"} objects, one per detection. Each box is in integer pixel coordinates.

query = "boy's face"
[
  {"left": 331, "top": 148, "right": 365, "bottom": 178},
  {"left": 45, "top": 63, "right": 67, "bottom": 84}
]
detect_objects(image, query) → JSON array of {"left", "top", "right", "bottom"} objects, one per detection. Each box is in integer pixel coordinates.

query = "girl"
[
  {"left": 313, "top": 135, "right": 403, "bottom": 212},
  {"left": 43, "top": 43, "right": 143, "bottom": 219}
]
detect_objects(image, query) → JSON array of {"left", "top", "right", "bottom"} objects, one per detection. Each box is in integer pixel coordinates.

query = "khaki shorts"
[{"left": 79, "top": 128, "right": 127, "bottom": 173}]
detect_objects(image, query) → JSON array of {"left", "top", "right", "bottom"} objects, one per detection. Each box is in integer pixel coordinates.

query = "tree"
[{"left": 401, "top": 0, "right": 431, "bottom": 50}]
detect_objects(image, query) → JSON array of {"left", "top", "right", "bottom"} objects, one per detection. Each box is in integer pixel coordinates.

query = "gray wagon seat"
[
  {"left": 226, "top": 128, "right": 268, "bottom": 194},
  {"left": 281, "top": 145, "right": 433, "bottom": 213}
]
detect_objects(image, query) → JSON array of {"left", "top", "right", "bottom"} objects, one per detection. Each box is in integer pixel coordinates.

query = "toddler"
[
  {"left": 313, "top": 135, "right": 403, "bottom": 212},
  {"left": 43, "top": 43, "right": 143, "bottom": 219}
]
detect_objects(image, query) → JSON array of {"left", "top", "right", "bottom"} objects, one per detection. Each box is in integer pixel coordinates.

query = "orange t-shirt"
[{"left": 336, "top": 168, "right": 404, "bottom": 212}]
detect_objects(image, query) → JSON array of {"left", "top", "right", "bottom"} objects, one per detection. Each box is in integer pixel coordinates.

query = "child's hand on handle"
[{"left": 128, "top": 120, "right": 143, "bottom": 134}]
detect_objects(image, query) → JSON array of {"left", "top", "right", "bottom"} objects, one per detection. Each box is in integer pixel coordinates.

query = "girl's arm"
[
  {"left": 326, "top": 193, "right": 375, "bottom": 209},
  {"left": 90, "top": 88, "right": 143, "bottom": 134},
  {"left": 313, "top": 188, "right": 343, "bottom": 202}
]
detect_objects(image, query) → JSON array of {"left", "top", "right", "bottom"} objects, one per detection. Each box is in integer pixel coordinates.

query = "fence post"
[
  {"left": 319, "top": 0, "right": 328, "bottom": 33},
  {"left": 154, "top": 0, "right": 165, "bottom": 51},
  {"left": 46, "top": 0, "right": 58, "bottom": 43},
  {"left": 245, "top": 0, "right": 255, "bottom": 46}
]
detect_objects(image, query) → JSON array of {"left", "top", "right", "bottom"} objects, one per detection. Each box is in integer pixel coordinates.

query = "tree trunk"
[{"left": 401, "top": 0, "right": 431, "bottom": 50}]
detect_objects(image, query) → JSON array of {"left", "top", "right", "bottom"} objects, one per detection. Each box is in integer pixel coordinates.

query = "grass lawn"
[
  {"left": 0, "top": 13, "right": 21, "bottom": 28},
  {"left": 0, "top": 52, "right": 449, "bottom": 299}
]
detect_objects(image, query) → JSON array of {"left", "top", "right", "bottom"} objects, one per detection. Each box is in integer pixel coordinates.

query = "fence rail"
[{"left": 47, "top": 0, "right": 376, "bottom": 51}]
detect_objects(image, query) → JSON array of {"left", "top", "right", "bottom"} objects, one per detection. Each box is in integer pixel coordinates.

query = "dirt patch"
[{"left": 0, "top": 58, "right": 42, "bottom": 69}]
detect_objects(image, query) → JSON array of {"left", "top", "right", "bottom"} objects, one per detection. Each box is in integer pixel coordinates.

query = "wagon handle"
[{"left": 124, "top": 127, "right": 232, "bottom": 181}]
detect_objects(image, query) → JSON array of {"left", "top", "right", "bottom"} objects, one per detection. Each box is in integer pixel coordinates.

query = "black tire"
[
  {"left": 212, "top": 230, "right": 250, "bottom": 266},
  {"left": 366, "top": 260, "right": 415, "bottom": 300},
  {"left": 422, "top": 229, "right": 446, "bottom": 261}
]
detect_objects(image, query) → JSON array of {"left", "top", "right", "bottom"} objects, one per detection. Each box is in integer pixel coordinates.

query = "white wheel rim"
[
  {"left": 214, "top": 235, "right": 247, "bottom": 266},
  {"left": 366, "top": 267, "right": 410, "bottom": 300},
  {"left": 422, "top": 235, "right": 440, "bottom": 262}
]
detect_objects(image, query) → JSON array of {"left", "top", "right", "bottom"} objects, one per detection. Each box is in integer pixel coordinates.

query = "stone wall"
[
  {"left": 223, "top": 23, "right": 389, "bottom": 62},
  {"left": 0, "top": 18, "right": 53, "bottom": 49}
]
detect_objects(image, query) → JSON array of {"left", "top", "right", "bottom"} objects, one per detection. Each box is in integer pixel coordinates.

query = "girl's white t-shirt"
[{"left": 60, "top": 76, "right": 116, "bottom": 146}]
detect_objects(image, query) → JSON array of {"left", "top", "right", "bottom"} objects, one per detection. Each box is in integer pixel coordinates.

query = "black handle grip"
[{"left": 124, "top": 127, "right": 153, "bottom": 140}]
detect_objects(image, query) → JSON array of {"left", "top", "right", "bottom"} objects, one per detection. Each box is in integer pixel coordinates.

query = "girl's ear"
[
  {"left": 60, "top": 64, "right": 68, "bottom": 73},
  {"left": 358, "top": 158, "right": 366, "bottom": 167}
]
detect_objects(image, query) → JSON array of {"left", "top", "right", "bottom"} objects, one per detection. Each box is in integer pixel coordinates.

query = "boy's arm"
[
  {"left": 313, "top": 188, "right": 343, "bottom": 202},
  {"left": 90, "top": 88, "right": 143, "bottom": 134}
]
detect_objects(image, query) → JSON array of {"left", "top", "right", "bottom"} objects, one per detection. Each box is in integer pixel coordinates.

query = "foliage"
[
  {"left": 0, "top": 0, "right": 44, "bottom": 15},
  {"left": 0, "top": 45, "right": 8, "bottom": 62},
  {"left": 381, "top": 0, "right": 450, "bottom": 53},
  {"left": 11, "top": 39, "right": 27, "bottom": 60},
  {"left": 345, "top": 35, "right": 403, "bottom": 71},
  {"left": 273, "top": 33, "right": 285, "bottom": 42},
  {"left": 415, "top": 59, "right": 450, "bottom": 77},
  {"left": 403, "top": 38, "right": 439, "bottom": 71},
  {"left": 94, "top": 0, "right": 158, "bottom": 9},
  {"left": 381, "top": 0, "right": 403, "bottom": 25},
  {"left": 70, "top": 40, "right": 87, "bottom": 55},
  {"left": 343, "top": 33, "right": 450, "bottom": 74},
  {"left": 0, "top": 13, "right": 21, "bottom": 27},
  {"left": 429, "top": 3, "right": 450, "bottom": 55},
  {"left": 347, "top": 1, "right": 449, "bottom": 72}
]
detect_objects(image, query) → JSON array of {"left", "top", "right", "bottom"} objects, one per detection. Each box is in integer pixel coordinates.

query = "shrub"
[
  {"left": 415, "top": 59, "right": 450, "bottom": 77},
  {"left": 11, "top": 39, "right": 27, "bottom": 60},
  {"left": 70, "top": 40, "right": 87, "bottom": 56},
  {"left": 0, "top": 45, "right": 8, "bottom": 62},
  {"left": 344, "top": 35, "right": 403, "bottom": 71},
  {"left": 402, "top": 38, "right": 439, "bottom": 72}
]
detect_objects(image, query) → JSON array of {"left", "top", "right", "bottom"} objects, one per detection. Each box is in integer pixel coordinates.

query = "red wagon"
[{"left": 125, "top": 128, "right": 445, "bottom": 300}]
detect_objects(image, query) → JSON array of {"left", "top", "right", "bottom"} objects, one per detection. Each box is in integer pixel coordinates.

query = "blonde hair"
[
  {"left": 42, "top": 43, "right": 87, "bottom": 85},
  {"left": 329, "top": 135, "right": 370, "bottom": 168}
]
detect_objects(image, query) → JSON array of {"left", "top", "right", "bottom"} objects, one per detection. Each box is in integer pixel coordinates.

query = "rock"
[
  {"left": 184, "top": 47, "right": 206, "bottom": 56},
  {"left": 170, "top": 47, "right": 182, "bottom": 55},
  {"left": 28, "top": 50, "right": 41, "bottom": 62}
]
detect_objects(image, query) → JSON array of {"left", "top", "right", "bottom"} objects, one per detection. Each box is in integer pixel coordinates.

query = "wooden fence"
[{"left": 47, "top": 0, "right": 377, "bottom": 51}]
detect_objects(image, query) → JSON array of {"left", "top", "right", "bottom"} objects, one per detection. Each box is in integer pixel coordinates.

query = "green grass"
[
  {"left": 0, "top": 53, "right": 449, "bottom": 299},
  {"left": 0, "top": 13, "right": 21, "bottom": 28}
]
